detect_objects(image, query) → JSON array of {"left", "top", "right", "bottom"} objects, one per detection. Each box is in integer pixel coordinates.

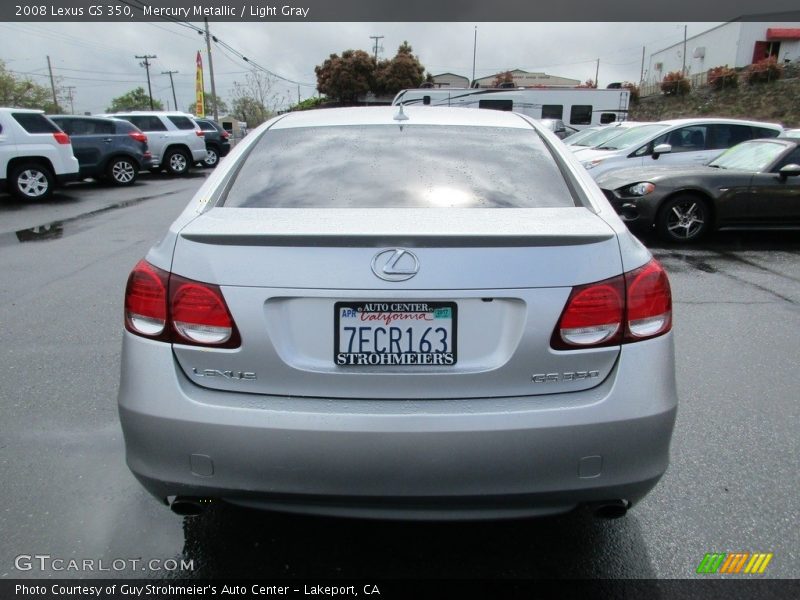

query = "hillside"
[{"left": 629, "top": 78, "right": 800, "bottom": 128}]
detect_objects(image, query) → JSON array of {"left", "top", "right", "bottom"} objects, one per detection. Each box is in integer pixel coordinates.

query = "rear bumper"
[
  {"left": 118, "top": 333, "right": 678, "bottom": 519},
  {"left": 191, "top": 148, "right": 208, "bottom": 162}
]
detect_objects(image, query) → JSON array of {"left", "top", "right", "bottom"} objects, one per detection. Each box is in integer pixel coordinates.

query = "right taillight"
[
  {"left": 129, "top": 131, "right": 148, "bottom": 144},
  {"left": 552, "top": 258, "right": 671, "bottom": 349},
  {"left": 123, "top": 259, "right": 240, "bottom": 348}
]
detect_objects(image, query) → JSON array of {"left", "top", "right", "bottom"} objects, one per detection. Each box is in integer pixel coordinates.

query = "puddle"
[{"left": 0, "top": 190, "right": 179, "bottom": 248}]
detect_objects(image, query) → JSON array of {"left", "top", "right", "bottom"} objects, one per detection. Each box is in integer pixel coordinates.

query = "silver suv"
[
  {"left": 0, "top": 108, "right": 80, "bottom": 200},
  {"left": 103, "top": 111, "right": 206, "bottom": 176}
]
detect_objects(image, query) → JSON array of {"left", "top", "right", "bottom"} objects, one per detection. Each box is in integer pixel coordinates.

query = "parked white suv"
[
  {"left": 578, "top": 118, "right": 784, "bottom": 178},
  {"left": 0, "top": 108, "right": 80, "bottom": 200},
  {"left": 103, "top": 111, "right": 206, "bottom": 175}
]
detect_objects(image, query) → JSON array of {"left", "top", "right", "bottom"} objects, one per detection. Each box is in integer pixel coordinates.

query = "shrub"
[
  {"left": 660, "top": 71, "right": 690, "bottom": 96},
  {"left": 744, "top": 56, "right": 783, "bottom": 85},
  {"left": 707, "top": 65, "right": 738, "bottom": 90},
  {"left": 621, "top": 81, "right": 640, "bottom": 103}
]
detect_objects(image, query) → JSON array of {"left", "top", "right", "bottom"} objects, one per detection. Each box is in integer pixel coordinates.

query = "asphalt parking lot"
[{"left": 0, "top": 174, "right": 797, "bottom": 581}]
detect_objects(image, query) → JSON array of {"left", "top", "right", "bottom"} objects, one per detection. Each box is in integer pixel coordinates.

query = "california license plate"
[{"left": 334, "top": 301, "right": 457, "bottom": 366}]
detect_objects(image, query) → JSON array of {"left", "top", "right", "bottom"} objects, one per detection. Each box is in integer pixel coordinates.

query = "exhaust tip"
[
  {"left": 169, "top": 497, "right": 212, "bottom": 516},
  {"left": 592, "top": 499, "right": 630, "bottom": 519}
]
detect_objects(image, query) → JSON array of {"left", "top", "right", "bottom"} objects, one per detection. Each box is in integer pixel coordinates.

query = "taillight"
[
  {"left": 221, "top": 130, "right": 230, "bottom": 139},
  {"left": 169, "top": 275, "right": 239, "bottom": 347},
  {"left": 123, "top": 260, "right": 240, "bottom": 348},
  {"left": 552, "top": 258, "right": 671, "bottom": 349},
  {"left": 53, "top": 132, "right": 70, "bottom": 145},
  {"left": 196, "top": 130, "right": 205, "bottom": 137},
  {"left": 129, "top": 131, "right": 148, "bottom": 143},
  {"left": 124, "top": 260, "right": 168, "bottom": 339}
]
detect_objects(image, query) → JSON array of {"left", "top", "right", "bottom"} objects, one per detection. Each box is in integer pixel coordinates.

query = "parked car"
[
  {"left": 596, "top": 137, "right": 800, "bottom": 243},
  {"left": 49, "top": 115, "right": 152, "bottom": 186},
  {"left": 561, "top": 125, "right": 604, "bottom": 146},
  {"left": 119, "top": 106, "right": 677, "bottom": 520},
  {"left": 0, "top": 108, "right": 80, "bottom": 200},
  {"left": 578, "top": 118, "right": 783, "bottom": 178},
  {"left": 193, "top": 117, "right": 231, "bottom": 168},
  {"left": 103, "top": 111, "right": 206, "bottom": 176},
  {"left": 569, "top": 121, "right": 650, "bottom": 154},
  {"left": 538, "top": 118, "right": 577, "bottom": 139}
]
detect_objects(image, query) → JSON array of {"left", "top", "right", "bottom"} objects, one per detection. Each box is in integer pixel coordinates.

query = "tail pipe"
[
  {"left": 592, "top": 499, "right": 630, "bottom": 519},
  {"left": 169, "top": 496, "right": 213, "bottom": 516}
]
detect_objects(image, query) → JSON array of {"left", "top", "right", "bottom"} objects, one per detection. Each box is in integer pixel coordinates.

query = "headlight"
[
  {"left": 581, "top": 158, "right": 606, "bottom": 170},
  {"left": 626, "top": 182, "right": 656, "bottom": 196}
]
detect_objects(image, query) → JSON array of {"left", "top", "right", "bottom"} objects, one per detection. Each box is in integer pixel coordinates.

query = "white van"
[
  {"left": 392, "top": 87, "right": 630, "bottom": 129},
  {"left": 577, "top": 118, "right": 783, "bottom": 178}
]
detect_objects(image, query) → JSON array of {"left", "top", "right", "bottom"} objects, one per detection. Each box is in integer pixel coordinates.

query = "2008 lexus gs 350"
[{"left": 119, "top": 106, "right": 677, "bottom": 520}]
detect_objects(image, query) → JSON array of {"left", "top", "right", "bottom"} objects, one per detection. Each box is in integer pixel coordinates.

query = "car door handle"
[{"left": 102, "top": 138, "right": 113, "bottom": 143}]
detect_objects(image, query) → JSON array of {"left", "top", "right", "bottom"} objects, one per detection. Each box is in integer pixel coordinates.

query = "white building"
[
  {"left": 431, "top": 73, "right": 471, "bottom": 88},
  {"left": 647, "top": 21, "right": 800, "bottom": 82},
  {"left": 473, "top": 69, "right": 580, "bottom": 88}
]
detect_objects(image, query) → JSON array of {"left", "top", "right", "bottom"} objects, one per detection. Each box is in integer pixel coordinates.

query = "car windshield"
[
  {"left": 595, "top": 124, "right": 668, "bottom": 150},
  {"left": 708, "top": 140, "right": 787, "bottom": 171},
  {"left": 223, "top": 124, "right": 577, "bottom": 209},
  {"left": 562, "top": 128, "right": 598, "bottom": 145},
  {"left": 571, "top": 126, "right": 629, "bottom": 148}
]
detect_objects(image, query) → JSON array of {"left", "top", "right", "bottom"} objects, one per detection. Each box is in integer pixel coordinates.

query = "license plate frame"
[{"left": 334, "top": 301, "right": 457, "bottom": 367}]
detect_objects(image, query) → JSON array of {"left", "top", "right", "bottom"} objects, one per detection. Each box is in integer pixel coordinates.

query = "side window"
[
  {"left": 542, "top": 104, "right": 563, "bottom": 119},
  {"left": 51, "top": 119, "right": 73, "bottom": 135},
  {"left": 88, "top": 119, "right": 115, "bottom": 135},
  {"left": 478, "top": 99, "right": 513, "bottom": 111},
  {"left": 67, "top": 119, "right": 90, "bottom": 135},
  {"left": 167, "top": 116, "right": 197, "bottom": 130},
  {"left": 12, "top": 113, "right": 59, "bottom": 134},
  {"left": 128, "top": 116, "right": 167, "bottom": 132},
  {"left": 772, "top": 148, "right": 800, "bottom": 171},
  {"left": 708, "top": 124, "right": 752, "bottom": 150},
  {"left": 600, "top": 113, "right": 617, "bottom": 124},
  {"left": 664, "top": 126, "right": 708, "bottom": 153},
  {"left": 570, "top": 105, "right": 592, "bottom": 125},
  {"left": 753, "top": 126, "right": 780, "bottom": 139}
]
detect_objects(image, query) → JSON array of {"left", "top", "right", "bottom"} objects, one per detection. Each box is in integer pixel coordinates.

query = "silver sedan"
[{"left": 119, "top": 106, "right": 677, "bottom": 520}]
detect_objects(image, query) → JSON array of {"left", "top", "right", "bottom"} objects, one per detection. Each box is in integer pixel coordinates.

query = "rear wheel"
[
  {"left": 203, "top": 146, "right": 220, "bottom": 168},
  {"left": 107, "top": 157, "right": 138, "bottom": 186},
  {"left": 163, "top": 148, "right": 190, "bottom": 176},
  {"left": 10, "top": 163, "right": 54, "bottom": 201},
  {"left": 656, "top": 195, "right": 710, "bottom": 243}
]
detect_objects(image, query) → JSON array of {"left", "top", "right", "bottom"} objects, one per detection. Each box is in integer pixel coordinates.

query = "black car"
[
  {"left": 193, "top": 118, "right": 231, "bottom": 168},
  {"left": 596, "top": 137, "right": 800, "bottom": 243},
  {"left": 48, "top": 115, "right": 152, "bottom": 186}
]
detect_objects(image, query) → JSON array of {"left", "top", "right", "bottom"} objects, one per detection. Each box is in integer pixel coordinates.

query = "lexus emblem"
[{"left": 371, "top": 249, "right": 420, "bottom": 282}]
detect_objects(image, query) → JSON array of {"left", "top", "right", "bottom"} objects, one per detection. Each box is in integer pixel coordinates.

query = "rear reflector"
[
  {"left": 124, "top": 260, "right": 240, "bottom": 348},
  {"left": 53, "top": 132, "right": 71, "bottom": 145},
  {"left": 553, "top": 258, "right": 672, "bottom": 349}
]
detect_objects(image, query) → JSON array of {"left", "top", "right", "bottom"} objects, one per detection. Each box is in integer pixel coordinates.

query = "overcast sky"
[{"left": 0, "top": 21, "right": 719, "bottom": 114}]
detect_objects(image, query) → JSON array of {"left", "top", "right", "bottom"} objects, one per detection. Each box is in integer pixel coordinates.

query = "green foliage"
[
  {"left": 186, "top": 93, "right": 229, "bottom": 116},
  {"left": 107, "top": 87, "right": 163, "bottom": 112},
  {"left": 707, "top": 66, "right": 738, "bottom": 90},
  {"left": 661, "top": 71, "right": 690, "bottom": 96},
  {"left": 0, "top": 59, "right": 60, "bottom": 111},
  {"left": 289, "top": 96, "right": 325, "bottom": 111},
  {"left": 744, "top": 57, "right": 783, "bottom": 85}
]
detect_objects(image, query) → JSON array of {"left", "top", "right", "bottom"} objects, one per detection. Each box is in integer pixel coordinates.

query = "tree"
[
  {"left": 578, "top": 78, "right": 597, "bottom": 89},
  {"left": 107, "top": 87, "right": 163, "bottom": 112},
  {"left": 0, "top": 59, "right": 61, "bottom": 111},
  {"left": 491, "top": 71, "right": 514, "bottom": 87},
  {"left": 374, "top": 42, "right": 428, "bottom": 95},
  {"left": 315, "top": 49, "right": 376, "bottom": 104},
  {"left": 230, "top": 70, "right": 278, "bottom": 127},
  {"left": 660, "top": 71, "right": 690, "bottom": 96},
  {"left": 186, "top": 93, "right": 229, "bottom": 117}
]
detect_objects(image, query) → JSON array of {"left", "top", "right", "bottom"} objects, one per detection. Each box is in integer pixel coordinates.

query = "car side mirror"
[
  {"left": 652, "top": 143, "right": 672, "bottom": 159},
  {"left": 778, "top": 163, "right": 800, "bottom": 180}
]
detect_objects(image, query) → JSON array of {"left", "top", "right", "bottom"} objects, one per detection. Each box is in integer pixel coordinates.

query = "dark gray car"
[
  {"left": 49, "top": 115, "right": 152, "bottom": 186},
  {"left": 194, "top": 118, "right": 231, "bottom": 168},
  {"left": 597, "top": 137, "right": 800, "bottom": 243}
]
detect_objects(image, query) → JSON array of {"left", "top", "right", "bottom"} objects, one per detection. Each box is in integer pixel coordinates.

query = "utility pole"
[
  {"left": 46, "top": 56, "right": 60, "bottom": 113},
  {"left": 369, "top": 35, "right": 384, "bottom": 63},
  {"left": 162, "top": 70, "right": 179, "bottom": 112},
  {"left": 682, "top": 25, "right": 688, "bottom": 76},
  {"left": 471, "top": 26, "right": 477, "bottom": 86},
  {"left": 640, "top": 46, "right": 646, "bottom": 83},
  {"left": 203, "top": 18, "right": 219, "bottom": 121},
  {"left": 136, "top": 54, "right": 157, "bottom": 110},
  {"left": 595, "top": 58, "right": 600, "bottom": 87},
  {"left": 64, "top": 86, "right": 76, "bottom": 114}
]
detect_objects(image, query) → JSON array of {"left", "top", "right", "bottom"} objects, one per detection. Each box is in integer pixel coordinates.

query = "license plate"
[{"left": 334, "top": 301, "right": 457, "bottom": 366}]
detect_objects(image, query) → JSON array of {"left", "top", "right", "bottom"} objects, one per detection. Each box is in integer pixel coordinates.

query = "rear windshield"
[
  {"left": 223, "top": 125, "right": 577, "bottom": 209},
  {"left": 168, "top": 116, "right": 197, "bottom": 130},
  {"left": 12, "top": 113, "right": 59, "bottom": 134}
]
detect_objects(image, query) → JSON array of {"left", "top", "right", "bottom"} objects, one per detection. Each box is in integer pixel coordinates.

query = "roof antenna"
[{"left": 393, "top": 103, "right": 409, "bottom": 122}]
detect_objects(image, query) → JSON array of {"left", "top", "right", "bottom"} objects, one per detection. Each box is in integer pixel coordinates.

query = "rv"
[{"left": 392, "top": 87, "right": 630, "bottom": 129}]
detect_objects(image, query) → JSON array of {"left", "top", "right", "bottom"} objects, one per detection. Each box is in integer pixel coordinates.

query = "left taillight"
[
  {"left": 124, "top": 260, "right": 241, "bottom": 348},
  {"left": 53, "top": 132, "right": 70, "bottom": 145},
  {"left": 128, "top": 131, "right": 148, "bottom": 144},
  {"left": 196, "top": 130, "right": 205, "bottom": 137}
]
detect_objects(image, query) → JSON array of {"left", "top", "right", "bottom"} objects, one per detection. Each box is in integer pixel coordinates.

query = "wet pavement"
[{"left": 0, "top": 178, "right": 798, "bottom": 580}]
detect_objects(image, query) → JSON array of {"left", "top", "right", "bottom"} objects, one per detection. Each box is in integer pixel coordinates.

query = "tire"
[
  {"left": 9, "top": 163, "right": 54, "bottom": 201},
  {"left": 203, "top": 146, "right": 220, "bottom": 168},
  {"left": 106, "top": 157, "right": 138, "bottom": 186},
  {"left": 656, "top": 195, "right": 710, "bottom": 243},
  {"left": 163, "top": 148, "right": 191, "bottom": 176}
]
